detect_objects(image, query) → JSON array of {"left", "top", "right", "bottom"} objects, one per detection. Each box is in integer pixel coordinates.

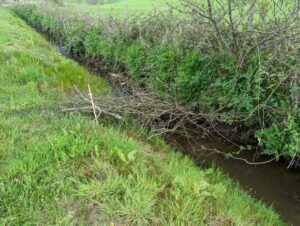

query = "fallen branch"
[
  {"left": 66, "top": 85, "right": 218, "bottom": 140},
  {"left": 201, "top": 146, "right": 283, "bottom": 165}
]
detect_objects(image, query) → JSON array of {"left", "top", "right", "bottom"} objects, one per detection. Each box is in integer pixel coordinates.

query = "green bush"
[
  {"left": 147, "top": 45, "right": 178, "bottom": 92},
  {"left": 125, "top": 42, "right": 149, "bottom": 78},
  {"left": 256, "top": 115, "right": 300, "bottom": 159}
]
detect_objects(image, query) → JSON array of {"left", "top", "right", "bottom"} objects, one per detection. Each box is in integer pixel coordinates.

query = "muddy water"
[{"left": 168, "top": 135, "right": 300, "bottom": 225}]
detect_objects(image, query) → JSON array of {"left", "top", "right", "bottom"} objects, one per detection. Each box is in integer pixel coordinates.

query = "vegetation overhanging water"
[
  {"left": 0, "top": 8, "right": 288, "bottom": 225},
  {"left": 10, "top": 6, "right": 300, "bottom": 225},
  {"left": 11, "top": 0, "right": 300, "bottom": 167},
  {"left": 1, "top": 0, "right": 297, "bottom": 224}
]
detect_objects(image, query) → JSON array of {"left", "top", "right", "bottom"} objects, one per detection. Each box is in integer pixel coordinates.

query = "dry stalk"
[{"left": 87, "top": 84, "right": 99, "bottom": 126}]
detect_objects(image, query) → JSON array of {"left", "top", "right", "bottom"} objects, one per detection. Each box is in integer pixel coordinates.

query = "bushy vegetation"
[
  {"left": 12, "top": 0, "right": 299, "bottom": 163},
  {"left": 0, "top": 9, "right": 285, "bottom": 225}
]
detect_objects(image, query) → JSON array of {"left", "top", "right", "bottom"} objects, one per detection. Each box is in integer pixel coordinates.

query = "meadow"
[
  {"left": 0, "top": 8, "right": 286, "bottom": 225},
  {"left": 67, "top": 0, "right": 174, "bottom": 16}
]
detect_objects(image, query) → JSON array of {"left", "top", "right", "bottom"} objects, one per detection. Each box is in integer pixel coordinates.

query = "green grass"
[
  {"left": 65, "top": 0, "right": 175, "bottom": 16},
  {"left": 0, "top": 9, "right": 285, "bottom": 225}
]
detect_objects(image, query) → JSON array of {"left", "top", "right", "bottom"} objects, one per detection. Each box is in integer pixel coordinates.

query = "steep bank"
[{"left": 0, "top": 9, "right": 285, "bottom": 225}]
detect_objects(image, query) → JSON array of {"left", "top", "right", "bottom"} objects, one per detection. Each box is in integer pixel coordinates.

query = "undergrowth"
[{"left": 0, "top": 9, "right": 285, "bottom": 225}]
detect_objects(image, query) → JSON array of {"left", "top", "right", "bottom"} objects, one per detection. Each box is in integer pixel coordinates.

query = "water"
[{"left": 169, "top": 135, "right": 300, "bottom": 225}]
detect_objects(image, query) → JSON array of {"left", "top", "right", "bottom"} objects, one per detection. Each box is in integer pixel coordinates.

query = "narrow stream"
[
  {"left": 169, "top": 135, "right": 300, "bottom": 225},
  {"left": 55, "top": 45, "right": 300, "bottom": 225}
]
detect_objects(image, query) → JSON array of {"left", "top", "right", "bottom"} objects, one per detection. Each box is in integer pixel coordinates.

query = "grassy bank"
[{"left": 0, "top": 9, "right": 285, "bottom": 225}]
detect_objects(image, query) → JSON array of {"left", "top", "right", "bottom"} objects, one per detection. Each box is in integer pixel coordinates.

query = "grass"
[
  {"left": 64, "top": 0, "right": 176, "bottom": 16},
  {"left": 0, "top": 8, "right": 286, "bottom": 225}
]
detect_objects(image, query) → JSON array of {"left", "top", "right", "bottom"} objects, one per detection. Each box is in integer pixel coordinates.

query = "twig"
[
  {"left": 88, "top": 84, "right": 99, "bottom": 125},
  {"left": 208, "top": 147, "right": 282, "bottom": 165},
  {"left": 73, "top": 86, "right": 122, "bottom": 120}
]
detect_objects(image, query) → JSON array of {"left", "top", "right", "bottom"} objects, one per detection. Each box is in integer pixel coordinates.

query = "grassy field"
[
  {"left": 64, "top": 0, "right": 175, "bottom": 16},
  {"left": 0, "top": 8, "right": 286, "bottom": 225}
]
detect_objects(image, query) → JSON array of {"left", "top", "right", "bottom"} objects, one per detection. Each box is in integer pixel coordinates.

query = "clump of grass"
[{"left": 0, "top": 9, "right": 285, "bottom": 225}]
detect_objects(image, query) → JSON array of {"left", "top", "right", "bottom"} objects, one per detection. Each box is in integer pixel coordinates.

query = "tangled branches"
[{"left": 63, "top": 83, "right": 221, "bottom": 141}]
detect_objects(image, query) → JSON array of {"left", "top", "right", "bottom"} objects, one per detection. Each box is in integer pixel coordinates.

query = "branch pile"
[{"left": 63, "top": 84, "right": 218, "bottom": 140}]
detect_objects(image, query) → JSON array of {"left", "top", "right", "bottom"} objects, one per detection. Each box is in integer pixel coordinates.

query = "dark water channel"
[
  {"left": 54, "top": 45, "right": 300, "bottom": 225},
  {"left": 169, "top": 135, "right": 300, "bottom": 225}
]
